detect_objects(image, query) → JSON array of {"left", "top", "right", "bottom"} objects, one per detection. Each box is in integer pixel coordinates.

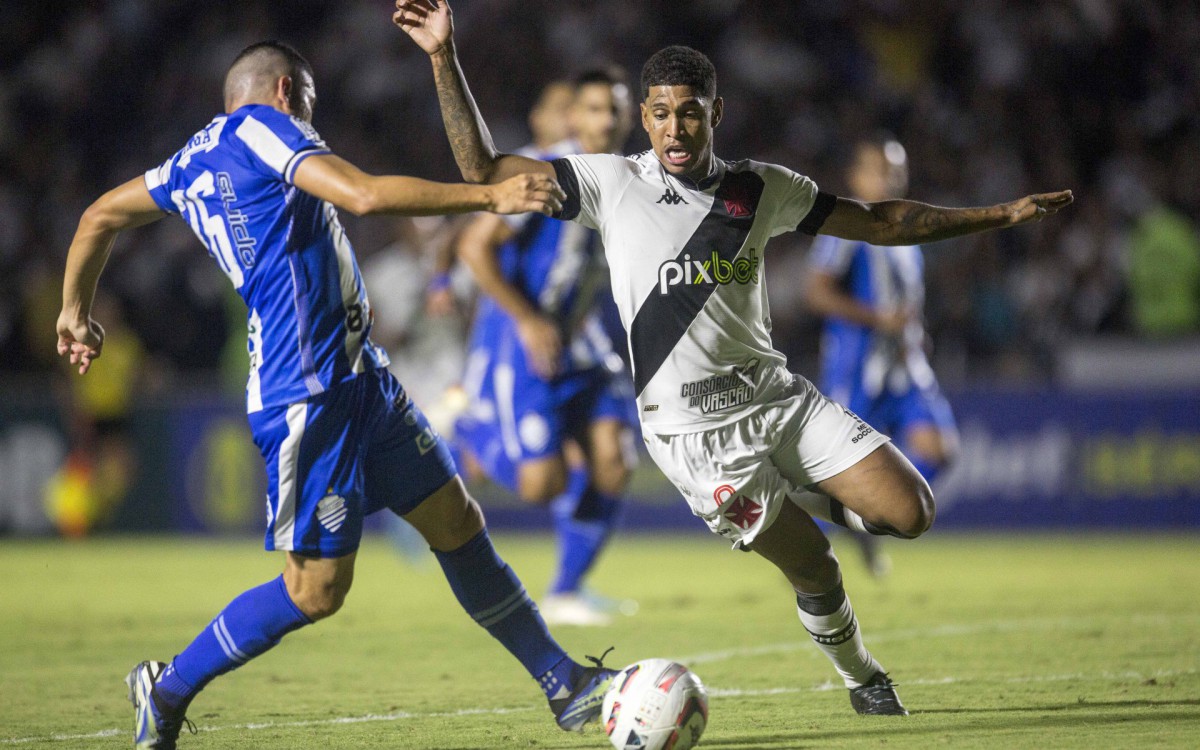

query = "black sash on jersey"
[{"left": 629, "top": 169, "right": 765, "bottom": 397}]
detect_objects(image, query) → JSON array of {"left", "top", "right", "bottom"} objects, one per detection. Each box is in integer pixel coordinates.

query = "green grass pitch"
[{"left": 2, "top": 532, "right": 1198, "bottom": 749}]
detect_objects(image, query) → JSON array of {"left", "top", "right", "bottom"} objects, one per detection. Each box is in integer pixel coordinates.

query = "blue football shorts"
[
  {"left": 248, "top": 368, "right": 456, "bottom": 558},
  {"left": 456, "top": 362, "right": 637, "bottom": 493},
  {"left": 847, "top": 381, "right": 957, "bottom": 445}
]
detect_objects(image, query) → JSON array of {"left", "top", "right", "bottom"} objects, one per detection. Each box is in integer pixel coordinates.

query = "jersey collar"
[{"left": 667, "top": 157, "right": 725, "bottom": 193}]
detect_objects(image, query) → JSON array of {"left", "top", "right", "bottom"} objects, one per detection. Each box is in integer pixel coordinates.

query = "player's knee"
[
  {"left": 289, "top": 577, "right": 352, "bottom": 621},
  {"left": 589, "top": 454, "right": 630, "bottom": 496},
  {"left": 434, "top": 494, "right": 487, "bottom": 550},
  {"left": 897, "top": 481, "right": 936, "bottom": 538},
  {"left": 516, "top": 463, "right": 567, "bottom": 503}
]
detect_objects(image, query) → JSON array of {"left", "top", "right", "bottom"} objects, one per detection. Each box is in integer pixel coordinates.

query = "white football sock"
[{"left": 795, "top": 585, "right": 882, "bottom": 688}]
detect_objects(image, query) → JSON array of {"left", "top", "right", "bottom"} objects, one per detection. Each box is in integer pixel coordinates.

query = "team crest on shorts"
[
  {"left": 722, "top": 495, "right": 763, "bottom": 529},
  {"left": 713, "top": 485, "right": 763, "bottom": 529},
  {"left": 316, "top": 494, "right": 348, "bottom": 533}
]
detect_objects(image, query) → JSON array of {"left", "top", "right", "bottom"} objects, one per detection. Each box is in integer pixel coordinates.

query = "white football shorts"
[{"left": 643, "top": 374, "right": 890, "bottom": 548}]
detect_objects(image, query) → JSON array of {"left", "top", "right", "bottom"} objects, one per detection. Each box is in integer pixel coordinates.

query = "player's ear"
[
  {"left": 639, "top": 102, "right": 651, "bottom": 134},
  {"left": 276, "top": 75, "right": 293, "bottom": 113},
  {"left": 711, "top": 97, "right": 724, "bottom": 129}
]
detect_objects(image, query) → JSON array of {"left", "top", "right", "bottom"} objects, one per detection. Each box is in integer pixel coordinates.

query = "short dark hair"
[
  {"left": 229, "top": 40, "right": 312, "bottom": 81},
  {"left": 225, "top": 40, "right": 313, "bottom": 112},
  {"left": 575, "top": 65, "right": 628, "bottom": 90},
  {"left": 640, "top": 46, "right": 716, "bottom": 99}
]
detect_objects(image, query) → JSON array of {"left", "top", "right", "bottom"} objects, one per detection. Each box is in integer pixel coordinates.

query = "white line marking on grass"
[
  {"left": 5, "top": 614, "right": 1194, "bottom": 746},
  {"left": 0, "top": 730, "right": 123, "bottom": 745},
  {"left": 4, "top": 668, "right": 1194, "bottom": 745},
  {"left": 675, "top": 614, "right": 1195, "bottom": 665},
  {"left": 0, "top": 707, "right": 540, "bottom": 745},
  {"left": 708, "top": 667, "right": 1197, "bottom": 698}
]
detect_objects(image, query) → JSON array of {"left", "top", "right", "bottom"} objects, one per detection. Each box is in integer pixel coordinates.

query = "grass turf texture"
[{"left": 2, "top": 533, "right": 1197, "bottom": 749}]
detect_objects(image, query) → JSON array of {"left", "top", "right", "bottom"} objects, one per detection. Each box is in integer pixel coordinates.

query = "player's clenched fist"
[{"left": 488, "top": 174, "right": 566, "bottom": 216}]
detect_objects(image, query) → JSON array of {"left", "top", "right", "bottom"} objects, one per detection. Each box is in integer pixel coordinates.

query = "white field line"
[
  {"left": 5, "top": 669, "right": 1195, "bottom": 745},
  {"left": 676, "top": 613, "right": 1198, "bottom": 665},
  {"left": 3, "top": 614, "right": 1196, "bottom": 746}
]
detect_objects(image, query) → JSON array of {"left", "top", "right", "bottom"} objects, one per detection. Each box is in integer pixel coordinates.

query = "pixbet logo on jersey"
[{"left": 657, "top": 248, "right": 759, "bottom": 295}]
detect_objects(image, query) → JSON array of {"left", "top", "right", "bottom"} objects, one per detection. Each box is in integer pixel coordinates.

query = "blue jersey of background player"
[
  {"left": 806, "top": 136, "right": 959, "bottom": 487},
  {"left": 56, "top": 41, "right": 618, "bottom": 748},
  {"left": 453, "top": 70, "right": 639, "bottom": 627}
]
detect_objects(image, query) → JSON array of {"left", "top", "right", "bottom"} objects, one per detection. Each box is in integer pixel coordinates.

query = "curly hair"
[{"left": 639, "top": 45, "right": 716, "bottom": 99}]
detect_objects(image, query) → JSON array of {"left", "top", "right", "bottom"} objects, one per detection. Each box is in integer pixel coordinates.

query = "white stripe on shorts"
[
  {"left": 272, "top": 402, "right": 309, "bottom": 550},
  {"left": 493, "top": 364, "right": 523, "bottom": 461}
]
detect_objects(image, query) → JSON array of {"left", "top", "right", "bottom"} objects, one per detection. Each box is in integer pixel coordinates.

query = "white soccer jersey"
[{"left": 551, "top": 151, "right": 835, "bottom": 434}]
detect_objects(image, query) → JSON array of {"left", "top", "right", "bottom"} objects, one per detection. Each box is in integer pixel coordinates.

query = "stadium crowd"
[{"left": 2, "top": 0, "right": 1197, "bottom": 390}]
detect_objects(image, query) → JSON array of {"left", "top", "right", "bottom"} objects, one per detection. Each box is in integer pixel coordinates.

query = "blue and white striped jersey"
[
  {"left": 808, "top": 236, "right": 935, "bottom": 403},
  {"left": 144, "top": 104, "right": 389, "bottom": 412}
]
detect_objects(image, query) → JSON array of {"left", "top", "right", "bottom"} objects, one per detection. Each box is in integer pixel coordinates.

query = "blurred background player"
[
  {"left": 56, "top": 40, "right": 616, "bottom": 747},
  {"left": 369, "top": 81, "right": 583, "bottom": 567},
  {"left": 804, "top": 136, "right": 959, "bottom": 577},
  {"left": 453, "top": 70, "right": 639, "bottom": 626},
  {"left": 423, "top": 81, "right": 575, "bottom": 318}
]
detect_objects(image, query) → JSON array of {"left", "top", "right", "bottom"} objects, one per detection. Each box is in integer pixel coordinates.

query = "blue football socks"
[
  {"left": 549, "top": 470, "right": 623, "bottom": 596},
  {"left": 155, "top": 575, "right": 311, "bottom": 712},
  {"left": 433, "top": 528, "right": 581, "bottom": 699}
]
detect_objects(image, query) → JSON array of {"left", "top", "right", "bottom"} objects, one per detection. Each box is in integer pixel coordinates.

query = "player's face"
[
  {"left": 848, "top": 143, "right": 908, "bottom": 202},
  {"left": 570, "top": 82, "right": 633, "bottom": 155},
  {"left": 641, "top": 85, "right": 723, "bottom": 180},
  {"left": 529, "top": 83, "right": 574, "bottom": 149}
]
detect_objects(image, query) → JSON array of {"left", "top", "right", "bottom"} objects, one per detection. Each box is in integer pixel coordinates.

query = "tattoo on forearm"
[
  {"left": 882, "top": 201, "right": 1004, "bottom": 244},
  {"left": 432, "top": 54, "right": 493, "bottom": 179}
]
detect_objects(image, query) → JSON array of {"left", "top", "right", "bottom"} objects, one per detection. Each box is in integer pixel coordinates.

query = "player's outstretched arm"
[
  {"left": 293, "top": 154, "right": 563, "bottom": 216},
  {"left": 819, "top": 190, "right": 1074, "bottom": 246},
  {"left": 392, "top": 0, "right": 554, "bottom": 185},
  {"left": 457, "top": 213, "right": 562, "bottom": 378},
  {"left": 57, "top": 177, "right": 164, "bottom": 374}
]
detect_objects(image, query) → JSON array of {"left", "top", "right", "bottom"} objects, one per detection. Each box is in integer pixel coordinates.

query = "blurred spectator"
[
  {"left": 45, "top": 291, "right": 144, "bottom": 536},
  {"left": 1128, "top": 203, "right": 1200, "bottom": 336}
]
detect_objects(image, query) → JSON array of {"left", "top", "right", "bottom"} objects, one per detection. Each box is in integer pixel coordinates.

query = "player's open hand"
[
  {"left": 489, "top": 174, "right": 566, "bottom": 217},
  {"left": 56, "top": 310, "right": 104, "bottom": 375},
  {"left": 516, "top": 313, "right": 562, "bottom": 380},
  {"left": 1007, "top": 190, "right": 1074, "bottom": 226},
  {"left": 393, "top": 0, "right": 454, "bottom": 56}
]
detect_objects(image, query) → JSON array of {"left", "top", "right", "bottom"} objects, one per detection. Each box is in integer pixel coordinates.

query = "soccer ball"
[{"left": 601, "top": 659, "right": 709, "bottom": 750}]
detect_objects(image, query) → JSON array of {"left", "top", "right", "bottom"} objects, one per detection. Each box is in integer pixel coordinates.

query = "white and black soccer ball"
[{"left": 601, "top": 659, "right": 709, "bottom": 750}]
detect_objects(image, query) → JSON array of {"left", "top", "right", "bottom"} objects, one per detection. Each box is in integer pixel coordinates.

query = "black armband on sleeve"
[
  {"left": 797, "top": 190, "right": 838, "bottom": 235},
  {"left": 550, "top": 158, "right": 581, "bottom": 221}
]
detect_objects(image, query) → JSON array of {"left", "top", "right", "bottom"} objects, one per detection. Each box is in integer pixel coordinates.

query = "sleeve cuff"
[
  {"left": 550, "top": 158, "right": 581, "bottom": 221},
  {"left": 284, "top": 148, "right": 331, "bottom": 185},
  {"left": 143, "top": 168, "right": 177, "bottom": 215},
  {"left": 797, "top": 190, "right": 837, "bottom": 236}
]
